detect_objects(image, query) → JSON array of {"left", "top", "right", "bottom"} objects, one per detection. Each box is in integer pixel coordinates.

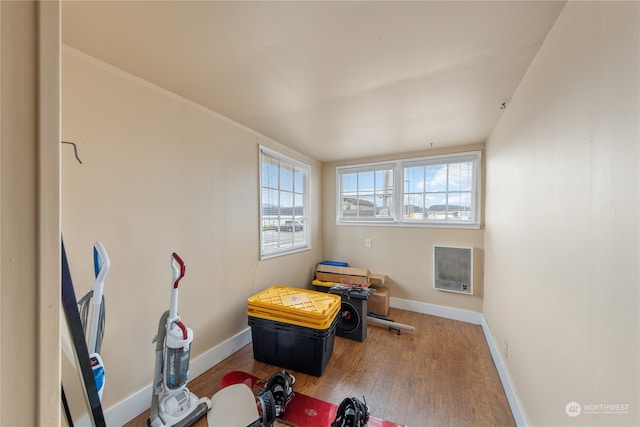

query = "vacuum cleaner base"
[{"left": 149, "top": 387, "right": 212, "bottom": 427}]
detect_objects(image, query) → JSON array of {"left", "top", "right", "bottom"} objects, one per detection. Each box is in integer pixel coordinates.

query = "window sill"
[
  {"left": 336, "top": 220, "right": 481, "bottom": 230},
  {"left": 260, "top": 245, "right": 311, "bottom": 260}
]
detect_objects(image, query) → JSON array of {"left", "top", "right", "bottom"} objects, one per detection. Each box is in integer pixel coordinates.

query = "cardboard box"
[
  {"left": 315, "top": 264, "right": 370, "bottom": 285},
  {"left": 315, "top": 264, "right": 387, "bottom": 285},
  {"left": 369, "top": 273, "right": 387, "bottom": 286},
  {"left": 368, "top": 285, "right": 390, "bottom": 316}
]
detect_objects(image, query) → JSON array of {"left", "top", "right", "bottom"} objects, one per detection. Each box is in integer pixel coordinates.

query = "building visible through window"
[
  {"left": 260, "top": 146, "right": 310, "bottom": 258},
  {"left": 337, "top": 151, "right": 481, "bottom": 228}
]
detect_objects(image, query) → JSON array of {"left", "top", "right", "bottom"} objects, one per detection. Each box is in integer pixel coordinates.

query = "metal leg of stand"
[{"left": 367, "top": 313, "right": 415, "bottom": 334}]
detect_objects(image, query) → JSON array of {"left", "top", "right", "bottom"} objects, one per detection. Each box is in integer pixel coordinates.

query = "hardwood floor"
[{"left": 125, "top": 308, "right": 515, "bottom": 427}]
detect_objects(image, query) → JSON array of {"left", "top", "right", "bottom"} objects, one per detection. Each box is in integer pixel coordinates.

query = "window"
[
  {"left": 338, "top": 164, "right": 394, "bottom": 221},
  {"left": 260, "top": 146, "right": 310, "bottom": 258},
  {"left": 337, "top": 151, "right": 481, "bottom": 228},
  {"left": 403, "top": 154, "right": 478, "bottom": 224}
]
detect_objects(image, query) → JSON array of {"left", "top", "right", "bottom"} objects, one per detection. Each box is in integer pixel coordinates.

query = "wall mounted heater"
[{"left": 433, "top": 245, "right": 473, "bottom": 295}]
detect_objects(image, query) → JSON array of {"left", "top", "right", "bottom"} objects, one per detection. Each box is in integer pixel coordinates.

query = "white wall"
[
  {"left": 484, "top": 2, "right": 639, "bottom": 425},
  {"left": 61, "top": 47, "right": 323, "bottom": 419}
]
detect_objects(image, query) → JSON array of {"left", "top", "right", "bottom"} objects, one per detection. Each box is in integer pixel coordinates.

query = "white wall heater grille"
[{"left": 433, "top": 245, "right": 473, "bottom": 295}]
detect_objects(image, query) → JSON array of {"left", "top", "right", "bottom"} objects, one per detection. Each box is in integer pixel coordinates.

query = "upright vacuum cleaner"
[
  {"left": 149, "top": 252, "right": 212, "bottom": 427},
  {"left": 78, "top": 240, "right": 110, "bottom": 402}
]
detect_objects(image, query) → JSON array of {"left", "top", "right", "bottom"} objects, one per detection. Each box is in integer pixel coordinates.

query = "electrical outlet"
[
  {"left": 503, "top": 340, "right": 509, "bottom": 359},
  {"left": 364, "top": 238, "right": 372, "bottom": 248}
]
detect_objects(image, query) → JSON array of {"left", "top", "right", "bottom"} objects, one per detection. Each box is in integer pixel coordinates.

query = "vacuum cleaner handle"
[
  {"left": 171, "top": 252, "right": 186, "bottom": 288},
  {"left": 92, "top": 241, "right": 110, "bottom": 302},
  {"left": 88, "top": 241, "right": 110, "bottom": 354},
  {"left": 169, "top": 252, "right": 186, "bottom": 321}
]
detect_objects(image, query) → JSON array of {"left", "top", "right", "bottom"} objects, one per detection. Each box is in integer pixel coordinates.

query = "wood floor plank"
[{"left": 124, "top": 308, "right": 515, "bottom": 427}]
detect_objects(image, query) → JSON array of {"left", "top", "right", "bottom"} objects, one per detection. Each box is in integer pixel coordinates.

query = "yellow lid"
[
  {"left": 248, "top": 286, "right": 340, "bottom": 329},
  {"left": 311, "top": 279, "right": 334, "bottom": 288},
  {"left": 248, "top": 306, "right": 339, "bottom": 329}
]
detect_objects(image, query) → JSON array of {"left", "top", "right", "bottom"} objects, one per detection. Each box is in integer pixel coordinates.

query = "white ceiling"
[{"left": 62, "top": 1, "right": 566, "bottom": 162}]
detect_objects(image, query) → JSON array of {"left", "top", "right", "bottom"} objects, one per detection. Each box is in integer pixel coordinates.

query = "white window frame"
[
  {"left": 336, "top": 162, "right": 395, "bottom": 223},
  {"left": 336, "top": 151, "right": 481, "bottom": 229},
  {"left": 260, "top": 146, "right": 311, "bottom": 259}
]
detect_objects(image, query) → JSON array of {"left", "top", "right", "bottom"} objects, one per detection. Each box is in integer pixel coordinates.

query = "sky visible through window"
[
  {"left": 341, "top": 164, "right": 471, "bottom": 206},
  {"left": 262, "top": 158, "right": 305, "bottom": 213},
  {"left": 341, "top": 168, "right": 394, "bottom": 218},
  {"left": 338, "top": 152, "right": 479, "bottom": 224},
  {"left": 405, "top": 162, "right": 473, "bottom": 214},
  {"left": 260, "top": 147, "right": 310, "bottom": 258}
]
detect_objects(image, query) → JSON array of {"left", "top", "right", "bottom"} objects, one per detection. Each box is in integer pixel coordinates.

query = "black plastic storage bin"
[
  {"left": 248, "top": 314, "right": 339, "bottom": 376},
  {"left": 247, "top": 286, "right": 341, "bottom": 376}
]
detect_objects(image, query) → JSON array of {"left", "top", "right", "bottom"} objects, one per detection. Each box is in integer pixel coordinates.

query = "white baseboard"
[
  {"left": 75, "top": 327, "right": 252, "bottom": 427},
  {"left": 390, "top": 297, "right": 528, "bottom": 426},
  {"left": 390, "top": 297, "right": 484, "bottom": 324},
  {"left": 480, "top": 318, "right": 529, "bottom": 427},
  {"left": 189, "top": 327, "right": 253, "bottom": 379}
]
